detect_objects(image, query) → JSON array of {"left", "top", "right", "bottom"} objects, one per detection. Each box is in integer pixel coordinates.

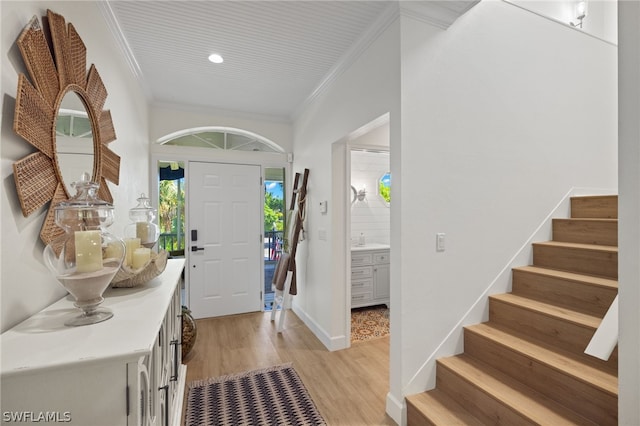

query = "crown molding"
[
  {"left": 290, "top": 2, "right": 400, "bottom": 122},
  {"left": 98, "top": 1, "right": 153, "bottom": 100},
  {"left": 291, "top": 1, "right": 480, "bottom": 122},
  {"left": 399, "top": 1, "right": 481, "bottom": 30}
]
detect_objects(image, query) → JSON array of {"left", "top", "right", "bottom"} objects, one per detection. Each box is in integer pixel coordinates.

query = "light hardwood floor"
[{"left": 183, "top": 310, "right": 396, "bottom": 426}]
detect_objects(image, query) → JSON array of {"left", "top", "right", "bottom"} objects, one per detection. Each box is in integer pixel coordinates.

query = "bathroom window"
[{"left": 378, "top": 172, "right": 391, "bottom": 206}]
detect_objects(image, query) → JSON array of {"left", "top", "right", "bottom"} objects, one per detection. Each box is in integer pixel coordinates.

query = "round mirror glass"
[{"left": 55, "top": 91, "right": 95, "bottom": 194}]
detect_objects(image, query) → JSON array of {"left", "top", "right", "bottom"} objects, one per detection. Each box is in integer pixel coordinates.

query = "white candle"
[
  {"left": 131, "top": 247, "right": 151, "bottom": 269},
  {"left": 75, "top": 230, "right": 103, "bottom": 273},
  {"left": 124, "top": 238, "right": 141, "bottom": 267},
  {"left": 136, "top": 222, "right": 149, "bottom": 243},
  {"left": 104, "top": 242, "right": 120, "bottom": 260}
]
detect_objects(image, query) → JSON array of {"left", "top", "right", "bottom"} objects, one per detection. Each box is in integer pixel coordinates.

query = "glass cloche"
[
  {"left": 43, "top": 173, "right": 125, "bottom": 326},
  {"left": 124, "top": 193, "right": 160, "bottom": 249}
]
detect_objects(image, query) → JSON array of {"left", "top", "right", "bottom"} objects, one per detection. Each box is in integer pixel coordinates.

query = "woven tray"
[{"left": 111, "top": 250, "right": 168, "bottom": 288}]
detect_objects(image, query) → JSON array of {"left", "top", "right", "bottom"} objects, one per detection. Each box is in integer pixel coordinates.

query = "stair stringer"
[{"left": 400, "top": 187, "right": 616, "bottom": 400}]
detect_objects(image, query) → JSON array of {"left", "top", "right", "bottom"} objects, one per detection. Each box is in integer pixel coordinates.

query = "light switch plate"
[{"left": 436, "top": 233, "right": 445, "bottom": 252}]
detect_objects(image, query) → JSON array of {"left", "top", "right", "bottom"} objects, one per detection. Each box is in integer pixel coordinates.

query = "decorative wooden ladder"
[{"left": 270, "top": 168, "right": 309, "bottom": 332}]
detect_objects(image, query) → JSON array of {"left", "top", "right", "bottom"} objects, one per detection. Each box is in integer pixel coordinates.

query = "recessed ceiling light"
[{"left": 208, "top": 53, "right": 224, "bottom": 64}]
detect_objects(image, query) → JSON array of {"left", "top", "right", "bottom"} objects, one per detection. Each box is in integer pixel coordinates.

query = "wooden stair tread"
[
  {"left": 553, "top": 217, "right": 618, "bottom": 222},
  {"left": 555, "top": 218, "right": 618, "bottom": 223},
  {"left": 439, "top": 355, "right": 598, "bottom": 425},
  {"left": 490, "top": 293, "right": 602, "bottom": 329},
  {"left": 533, "top": 241, "right": 618, "bottom": 253},
  {"left": 466, "top": 322, "right": 618, "bottom": 396},
  {"left": 513, "top": 266, "right": 618, "bottom": 290},
  {"left": 406, "top": 389, "right": 484, "bottom": 425}
]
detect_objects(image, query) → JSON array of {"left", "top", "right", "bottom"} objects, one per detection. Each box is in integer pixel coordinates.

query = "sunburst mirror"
[{"left": 12, "top": 9, "right": 120, "bottom": 245}]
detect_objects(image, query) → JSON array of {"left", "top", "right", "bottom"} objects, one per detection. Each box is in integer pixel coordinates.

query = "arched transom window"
[{"left": 157, "top": 127, "right": 284, "bottom": 153}]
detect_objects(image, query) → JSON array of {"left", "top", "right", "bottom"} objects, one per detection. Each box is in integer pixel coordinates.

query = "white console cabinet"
[
  {"left": 351, "top": 246, "right": 390, "bottom": 308},
  {"left": 1, "top": 259, "right": 187, "bottom": 426}
]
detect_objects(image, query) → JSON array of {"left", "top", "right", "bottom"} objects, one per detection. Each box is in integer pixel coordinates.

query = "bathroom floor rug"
[{"left": 351, "top": 305, "right": 390, "bottom": 343}]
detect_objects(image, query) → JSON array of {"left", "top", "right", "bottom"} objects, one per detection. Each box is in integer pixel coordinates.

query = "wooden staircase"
[{"left": 406, "top": 195, "right": 618, "bottom": 425}]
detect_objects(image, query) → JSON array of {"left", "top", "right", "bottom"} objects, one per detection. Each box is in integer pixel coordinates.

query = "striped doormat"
[{"left": 185, "top": 363, "right": 326, "bottom": 426}]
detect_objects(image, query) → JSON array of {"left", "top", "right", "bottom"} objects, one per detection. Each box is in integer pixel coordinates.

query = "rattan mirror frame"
[{"left": 12, "top": 9, "right": 120, "bottom": 245}]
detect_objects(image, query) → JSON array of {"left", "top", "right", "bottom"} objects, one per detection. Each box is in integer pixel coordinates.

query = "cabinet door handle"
[{"left": 170, "top": 340, "right": 180, "bottom": 382}]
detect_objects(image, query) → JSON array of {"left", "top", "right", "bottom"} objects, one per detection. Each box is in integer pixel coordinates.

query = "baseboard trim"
[
  {"left": 386, "top": 391, "right": 405, "bottom": 425},
  {"left": 292, "top": 304, "right": 349, "bottom": 351}
]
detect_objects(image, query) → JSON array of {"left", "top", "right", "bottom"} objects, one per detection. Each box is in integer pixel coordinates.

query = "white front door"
[{"left": 188, "top": 161, "right": 262, "bottom": 319}]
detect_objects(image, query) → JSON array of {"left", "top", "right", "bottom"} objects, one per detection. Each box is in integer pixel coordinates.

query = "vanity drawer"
[
  {"left": 351, "top": 291, "right": 373, "bottom": 305},
  {"left": 373, "top": 252, "right": 390, "bottom": 264},
  {"left": 351, "top": 279, "right": 373, "bottom": 293},
  {"left": 351, "top": 266, "right": 373, "bottom": 280},
  {"left": 351, "top": 253, "right": 373, "bottom": 267}
]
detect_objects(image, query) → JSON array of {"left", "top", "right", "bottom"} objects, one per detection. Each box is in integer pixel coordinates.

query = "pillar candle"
[
  {"left": 124, "top": 238, "right": 141, "bottom": 267},
  {"left": 75, "top": 230, "right": 103, "bottom": 273},
  {"left": 131, "top": 247, "right": 151, "bottom": 269},
  {"left": 136, "top": 222, "right": 149, "bottom": 243},
  {"left": 104, "top": 242, "right": 120, "bottom": 260}
]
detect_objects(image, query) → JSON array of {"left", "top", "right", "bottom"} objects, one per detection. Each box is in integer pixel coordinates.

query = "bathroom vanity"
[{"left": 351, "top": 244, "right": 390, "bottom": 308}]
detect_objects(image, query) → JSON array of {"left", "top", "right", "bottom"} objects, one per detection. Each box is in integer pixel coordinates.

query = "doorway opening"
[
  {"left": 349, "top": 147, "right": 390, "bottom": 344},
  {"left": 158, "top": 161, "right": 186, "bottom": 257},
  {"left": 331, "top": 112, "right": 390, "bottom": 349},
  {"left": 263, "top": 167, "right": 286, "bottom": 310}
]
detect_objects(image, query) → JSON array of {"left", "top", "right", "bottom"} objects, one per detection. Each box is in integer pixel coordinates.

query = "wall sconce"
[
  {"left": 570, "top": 0, "right": 588, "bottom": 28},
  {"left": 351, "top": 185, "right": 367, "bottom": 203}
]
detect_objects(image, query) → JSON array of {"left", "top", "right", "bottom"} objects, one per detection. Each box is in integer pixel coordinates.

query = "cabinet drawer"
[
  {"left": 351, "top": 291, "right": 373, "bottom": 305},
  {"left": 373, "top": 252, "right": 390, "bottom": 264},
  {"left": 351, "top": 279, "right": 373, "bottom": 294},
  {"left": 351, "top": 252, "right": 373, "bottom": 266},
  {"left": 351, "top": 266, "right": 373, "bottom": 280}
]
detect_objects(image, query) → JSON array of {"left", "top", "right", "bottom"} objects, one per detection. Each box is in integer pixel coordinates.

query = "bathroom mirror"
[
  {"left": 12, "top": 9, "right": 120, "bottom": 245},
  {"left": 378, "top": 172, "right": 391, "bottom": 206}
]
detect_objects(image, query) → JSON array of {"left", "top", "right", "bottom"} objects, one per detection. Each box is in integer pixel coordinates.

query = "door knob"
[{"left": 191, "top": 246, "right": 204, "bottom": 252}]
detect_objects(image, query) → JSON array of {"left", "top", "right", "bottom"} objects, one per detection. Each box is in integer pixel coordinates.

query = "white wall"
[
  {"left": 351, "top": 150, "right": 390, "bottom": 245},
  {"left": 395, "top": 0, "right": 617, "bottom": 411},
  {"left": 1, "top": 1, "right": 149, "bottom": 332},
  {"left": 618, "top": 2, "right": 640, "bottom": 424},
  {"left": 292, "top": 18, "right": 400, "bottom": 349}
]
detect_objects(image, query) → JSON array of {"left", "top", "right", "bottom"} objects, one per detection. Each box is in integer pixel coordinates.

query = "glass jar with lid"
[
  {"left": 43, "top": 173, "right": 125, "bottom": 326},
  {"left": 124, "top": 193, "right": 160, "bottom": 249}
]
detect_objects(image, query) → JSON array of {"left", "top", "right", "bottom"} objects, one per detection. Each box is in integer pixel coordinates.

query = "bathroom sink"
[{"left": 351, "top": 243, "right": 390, "bottom": 251}]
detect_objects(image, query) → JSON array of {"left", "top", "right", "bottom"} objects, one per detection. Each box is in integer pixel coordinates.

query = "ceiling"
[{"left": 102, "top": 1, "right": 396, "bottom": 122}]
